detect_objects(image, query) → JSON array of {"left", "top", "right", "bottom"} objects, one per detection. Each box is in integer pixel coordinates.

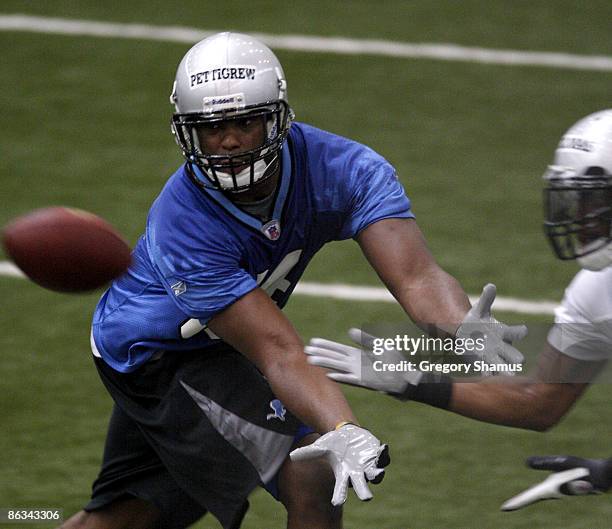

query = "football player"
[
  {"left": 59, "top": 33, "right": 524, "bottom": 529},
  {"left": 306, "top": 109, "right": 612, "bottom": 508}
]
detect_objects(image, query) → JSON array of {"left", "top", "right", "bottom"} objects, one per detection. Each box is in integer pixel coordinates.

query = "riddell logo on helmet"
[
  {"left": 190, "top": 67, "right": 256, "bottom": 88},
  {"left": 203, "top": 93, "right": 245, "bottom": 111},
  {"left": 559, "top": 136, "right": 593, "bottom": 152}
]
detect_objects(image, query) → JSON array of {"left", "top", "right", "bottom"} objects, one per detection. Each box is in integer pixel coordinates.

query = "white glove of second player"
[
  {"left": 305, "top": 328, "right": 422, "bottom": 396},
  {"left": 290, "top": 423, "right": 389, "bottom": 506},
  {"left": 456, "top": 283, "right": 527, "bottom": 372}
]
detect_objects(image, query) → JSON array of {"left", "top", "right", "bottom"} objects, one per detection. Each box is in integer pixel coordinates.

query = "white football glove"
[
  {"left": 289, "top": 424, "right": 389, "bottom": 506},
  {"left": 501, "top": 455, "right": 610, "bottom": 511},
  {"left": 501, "top": 468, "right": 592, "bottom": 511},
  {"left": 456, "top": 283, "right": 527, "bottom": 374},
  {"left": 305, "top": 328, "right": 422, "bottom": 396}
]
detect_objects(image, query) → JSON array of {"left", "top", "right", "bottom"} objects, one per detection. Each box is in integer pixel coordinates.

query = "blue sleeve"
[
  {"left": 339, "top": 156, "right": 414, "bottom": 240},
  {"left": 145, "top": 172, "right": 258, "bottom": 322},
  {"left": 163, "top": 258, "right": 258, "bottom": 323}
]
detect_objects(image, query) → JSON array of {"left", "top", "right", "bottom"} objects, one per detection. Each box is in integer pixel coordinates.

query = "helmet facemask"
[
  {"left": 543, "top": 166, "right": 612, "bottom": 265},
  {"left": 172, "top": 100, "right": 292, "bottom": 193}
]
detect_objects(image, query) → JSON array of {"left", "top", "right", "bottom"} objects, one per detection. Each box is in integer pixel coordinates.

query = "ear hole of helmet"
[{"left": 584, "top": 166, "right": 606, "bottom": 177}]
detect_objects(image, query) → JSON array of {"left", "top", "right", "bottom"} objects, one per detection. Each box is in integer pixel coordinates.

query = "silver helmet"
[
  {"left": 543, "top": 109, "right": 612, "bottom": 270},
  {"left": 170, "top": 32, "right": 293, "bottom": 192}
]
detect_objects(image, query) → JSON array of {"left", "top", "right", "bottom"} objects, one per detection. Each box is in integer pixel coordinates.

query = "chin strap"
[{"left": 577, "top": 242, "right": 612, "bottom": 270}]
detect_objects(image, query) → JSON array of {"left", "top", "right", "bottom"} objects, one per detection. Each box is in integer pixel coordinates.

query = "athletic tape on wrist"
[
  {"left": 334, "top": 421, "right": 358, "bottom": 430},
  {"left": 395, "top": 372, "right": 453, "bottom": 409}
]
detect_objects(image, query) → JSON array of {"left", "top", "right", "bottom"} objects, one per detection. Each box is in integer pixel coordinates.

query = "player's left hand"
[
  {"left": 455, "top": 283, "right": 527, "bottom": 374},
  {"left": 501, "top": 455, "right": 611, "bottom": 511},
  {"left": 289, "top": 423, "right": 389, "bottom": 506}
]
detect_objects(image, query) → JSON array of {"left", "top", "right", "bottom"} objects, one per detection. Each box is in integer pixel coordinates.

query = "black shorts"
[{"left": 86, "top": 347, "right": 312, "bottom": 529}]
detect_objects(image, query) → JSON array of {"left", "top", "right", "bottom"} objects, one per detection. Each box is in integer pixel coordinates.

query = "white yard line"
[
  {"left": 294, "top": 282, "right": 557, "bottom": 315},
  {"left": 0, "top": 261, "right": 557, "bottom": 315},
  {"left": 1, "top": 14, "right": 612, "bottom": 72}
]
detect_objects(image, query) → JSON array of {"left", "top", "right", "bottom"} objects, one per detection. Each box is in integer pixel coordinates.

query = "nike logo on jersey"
[{"left": 171, "top": 280, "right": 187, "bottom": 296}]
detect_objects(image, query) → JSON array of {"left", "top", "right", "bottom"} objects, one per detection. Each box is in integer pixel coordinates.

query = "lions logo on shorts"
[{"left": 266, "top": 399, "right": 287, "bottom": 421}]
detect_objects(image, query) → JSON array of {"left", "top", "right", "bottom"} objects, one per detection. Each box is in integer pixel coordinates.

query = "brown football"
[{"left": 1, "top": 207, "right": 132, "bottom": 293}]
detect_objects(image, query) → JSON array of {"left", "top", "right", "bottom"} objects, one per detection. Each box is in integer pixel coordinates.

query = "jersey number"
[{"left": 180, "top": 249, "right": 303, "bottom": 339}]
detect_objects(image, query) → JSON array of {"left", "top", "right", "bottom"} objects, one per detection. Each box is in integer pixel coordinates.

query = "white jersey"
[{"left": 547, "top": 267, "right": 612, "bottom": 361}]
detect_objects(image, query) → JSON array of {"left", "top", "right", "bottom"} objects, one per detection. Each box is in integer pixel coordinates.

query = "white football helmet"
[
  {"left": 170, "top": 32, "right": 293, "bottom": 192},
  {"left": 543, "top": 109, "right": 612, "bottom": 270}
]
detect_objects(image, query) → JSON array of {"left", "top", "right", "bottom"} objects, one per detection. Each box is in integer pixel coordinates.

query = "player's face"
[
  {"left": 196, "top": 115, "right": 266, "bottom": 174},
  {"left": 576, "top": 191, "right": 611, "bottom": 245},
  {"left": 547, "top": 185, "right": 612, "bottom": 257}
]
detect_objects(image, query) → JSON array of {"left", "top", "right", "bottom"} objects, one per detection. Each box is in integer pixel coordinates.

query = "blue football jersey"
[{"left": 92, "top": 122, "right": 414, "bottom": 372}]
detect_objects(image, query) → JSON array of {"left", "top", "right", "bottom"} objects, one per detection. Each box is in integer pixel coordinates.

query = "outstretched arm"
[
  {"left": 208, "top": 287, "right": 357, "bottom": 433},
  {"left": 306, "top": 331, "right": 601, "bottom": 431},
  {"left": 357, "top": 218, "right": 470, "bottom": 336},
  {"left": 209, "top": 288, "right": 389, "bottom": 506},
  {"left": 358, "top": 218, "right": 526, "bottom": 364},
  {"left": 449, "top": 341, "right": 603, "bottom": 431}
]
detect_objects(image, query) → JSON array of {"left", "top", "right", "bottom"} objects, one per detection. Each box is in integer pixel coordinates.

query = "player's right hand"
[
  {"left": 501, "top": 455, "right": 612, "bottom": 511},
  {"left": 289, "top": 423, "right": 390, "bottom": 506},
  {"left": 527, "top": 455, "right": 612, "bottom": 492}
]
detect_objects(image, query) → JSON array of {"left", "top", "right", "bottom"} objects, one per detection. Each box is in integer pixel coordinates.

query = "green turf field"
[{"left": 1, "top": 2, "right": 612, "bottom": 528}]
